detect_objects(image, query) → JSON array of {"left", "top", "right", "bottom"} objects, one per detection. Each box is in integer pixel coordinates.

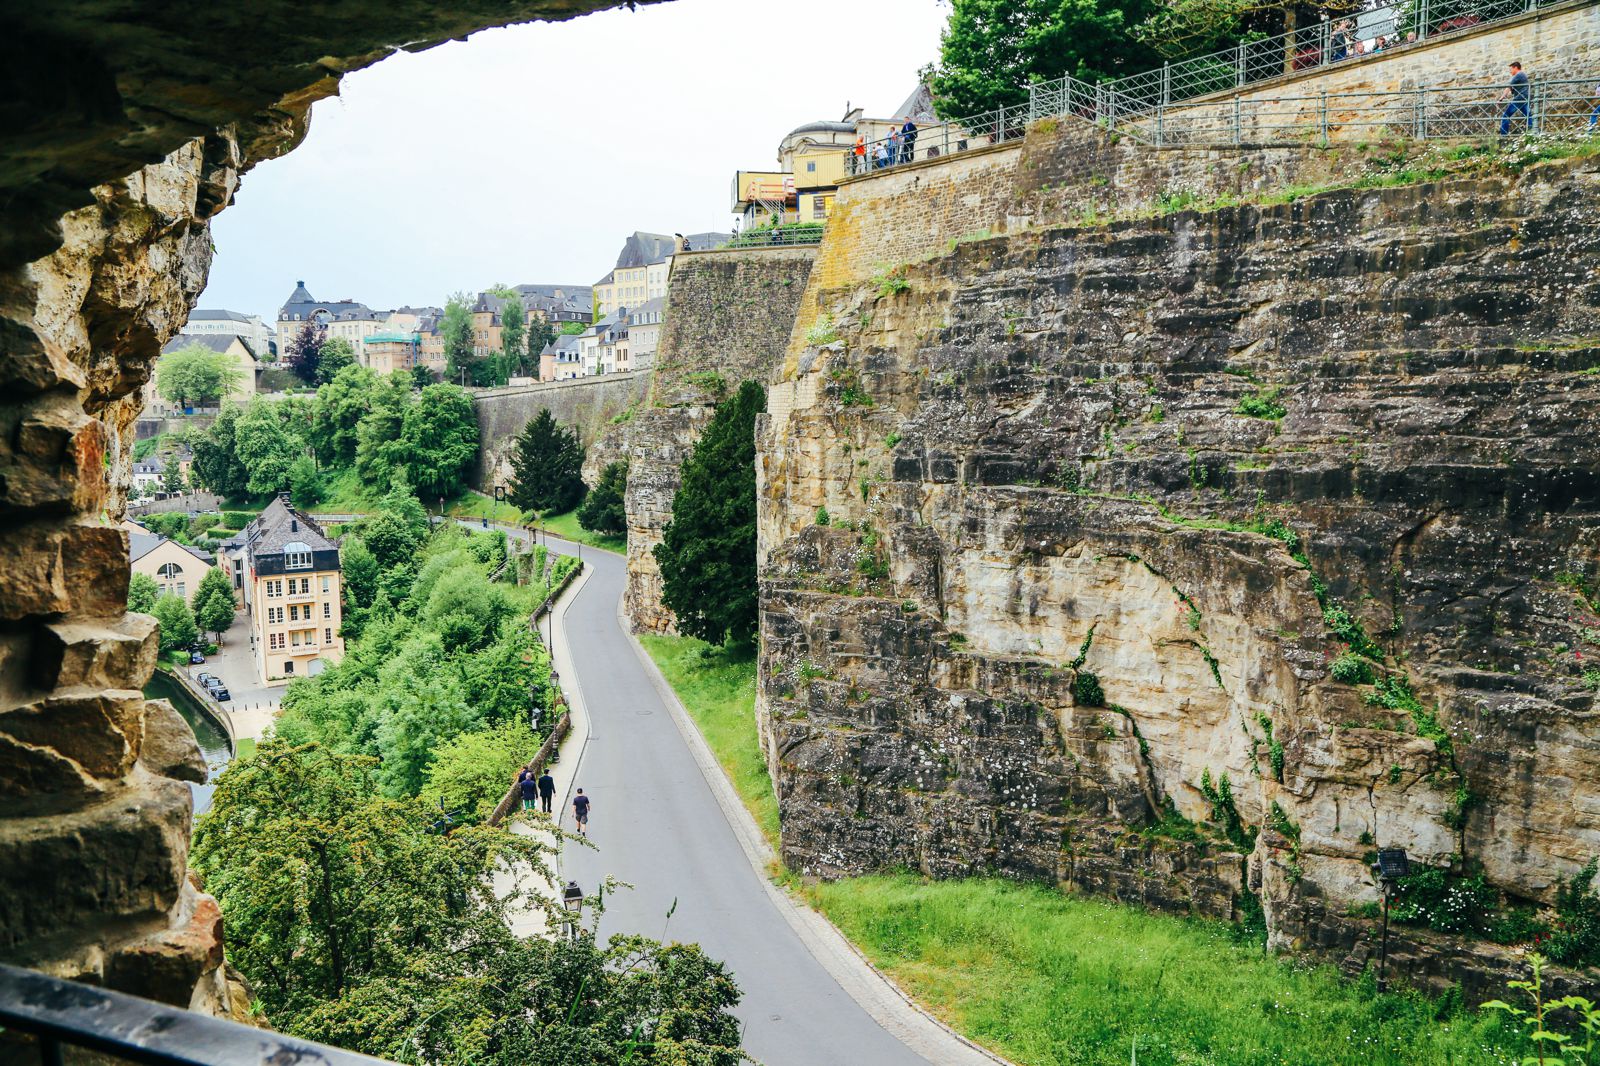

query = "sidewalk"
[
  {"left": 494, "top": 553, "right": 592, "bottom": 939},
  {"left": 196, "top": 609, "right": 280, "bottom": 741}
]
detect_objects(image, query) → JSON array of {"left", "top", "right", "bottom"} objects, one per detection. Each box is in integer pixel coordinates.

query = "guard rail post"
[
  {"left": 1156, "top": 104, "right": 1165, "bottom": 146},
  {"left": 1234, "top": 96, "right": 1243, "bottom": 144},
  {"left": 1419, "top": 0, "right": 1431, "bottom": 39},
  {"left": 1236, "top": 42, "right": 1246, "bottom": 88},
  {"left": 1161, "top": 62, "right": 1171, "bottom": 107},
  {"left": 1319, "top": 90, "right": 1329, "bottom": 142}
]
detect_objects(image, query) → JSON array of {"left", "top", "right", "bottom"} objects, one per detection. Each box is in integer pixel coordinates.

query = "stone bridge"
[{"left": 470, "top": 371, "right": 650, "bottom": 489}]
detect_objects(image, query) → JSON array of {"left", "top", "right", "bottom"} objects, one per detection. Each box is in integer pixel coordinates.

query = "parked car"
[
  {"left": 209, "top": 686, "right": 231, "bottom": 702},
  {"left": 189, "top": 651, "right": 206, "bottom": 664},
  {"left": 194, "top": 672, "right": 218, "bottom": 687}
]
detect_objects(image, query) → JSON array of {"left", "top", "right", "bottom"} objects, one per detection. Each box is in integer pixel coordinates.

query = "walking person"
[
  {"left": 888, "top": 124, "right": 903, "bottom": 166},
  {"left": 572, "top": 788, "right": 591, "bottom": 835},
  {"left": 901, "top": 117, "right": 918, "bottom": 164},
  {"left": 1498, "top": 61, "right": 1532, "bottom": 136},
  {"left": 537, "top": 768, "right": 556, "bottom": 814},
  {"left": 518, "top": 769, "right": 538, "bottom": 813}
]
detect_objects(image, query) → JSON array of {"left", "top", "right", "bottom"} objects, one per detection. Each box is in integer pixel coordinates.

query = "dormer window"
[{"left": 284, "top": 541, "right": 312, "bottom": 570}]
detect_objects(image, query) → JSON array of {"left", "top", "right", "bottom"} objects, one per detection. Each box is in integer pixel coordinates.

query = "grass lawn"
[
  {"left": 635, "top": 635, "right": 778, "bottom": 849},
  {"left": 802, "top": 874, "right": 1525, "bottom": 1066},
  {"left": 234, "top": 736, "right": 257, "bottom": 759},
  {"left": 445, "top": 489, "right": 529, "bottom": 526},
  {"left": 539, "top": 507, "right": 625, "bottom": 554}
]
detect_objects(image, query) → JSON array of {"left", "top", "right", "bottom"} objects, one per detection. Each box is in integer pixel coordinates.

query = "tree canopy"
[
  {"left": 508, "top": 410, "right": 586, "bottom": 515},
  {"left": 152, "top": 593, "right": 198, "bottom": 652},
  {"left": 155, "top": 344, "right": 243, "bottom": 407},
  {"left": 127, "top": 572, "right": 159, "bottom": 614},
  {"left": 191, "top": 404, "right": 251, "bottom": 499},
  {"left": 578, "top": 460, "right": 628, "bottom": 537},
  {"left": 234, "top": 397, "right": 305, "bottom": 495},
  {"left": 285, "top": 322, "right": 326, "bottom": 384},
  {"left": 316, "top": 337, "right": 357, "bottom": 383},
  {"left": 441, "top": 293, "right": 477, "bottom": 386},
  {"left": 402, "top": 384, "right": 479, "bottom": 500},
  {"left": 310, "top": 365, "right": 379, "bottom": 467},
  {"left": 654, "top": 380, "right": 765, "bottom": 647}
]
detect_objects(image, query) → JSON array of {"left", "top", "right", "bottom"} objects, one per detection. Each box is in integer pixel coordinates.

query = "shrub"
[
  {"left": 1235, "top": 386, "right": 1287, "bottom": 420},
  {"left": 576, "top": 460, "right": 628, "bottom": 537},
  {"left": 1330, "top": 652, "right": 1375, "bottom": 685},
  {"left": 1072, "top": 670, "right": 1105, "bottom": 707}
]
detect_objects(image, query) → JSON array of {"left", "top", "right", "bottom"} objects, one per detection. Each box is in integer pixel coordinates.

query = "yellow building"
[
  {"left": 144, "top": 334, "right": 258, "bottom": 416},
  {"left": 593, "top": 232, "right": 728, "bottom": 317},
  {"left": 239, "top": 496, "right": 345, "bottom": 685},
  {"left": 365, "top": 333, "right": 420, "bottom": 375}
]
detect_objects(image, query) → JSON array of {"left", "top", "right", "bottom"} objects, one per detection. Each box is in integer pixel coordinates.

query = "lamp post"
[
  {"left": 561, "top": 879, "right": 583, "bottom": 941},
  {"left": 1371, "top": 847, "right": 1410, "bottom": 993}
]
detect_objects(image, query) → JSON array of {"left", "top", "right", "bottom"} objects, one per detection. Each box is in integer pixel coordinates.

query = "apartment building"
[{"left": 239, "top": 496, "right": 345, "bottom": 685}]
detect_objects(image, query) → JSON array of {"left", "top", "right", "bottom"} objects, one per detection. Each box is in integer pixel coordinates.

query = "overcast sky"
[{"left": 199, "top": 0, "right": 946, "bottom": 320}]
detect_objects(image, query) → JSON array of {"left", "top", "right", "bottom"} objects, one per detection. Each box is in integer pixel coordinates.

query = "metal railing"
[
  {"left": 0, "top": 962, "right": 391, "bottom": 1066},
  {"left": 719, "top": 224, "right": 826, "bottom": 249},
  {"left": 1122, "top": 76, "right": 1599, "bottom": 146},
  {"left": 842, "top": 0, "right": 1591, "bottom": 172},
  {"left": 1099, "top": 0, "right": 1569, "bottom": 113}
]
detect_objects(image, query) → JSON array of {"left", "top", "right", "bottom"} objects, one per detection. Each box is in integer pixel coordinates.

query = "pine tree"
[
  {"left": 507, "top": 410, "right": 586, "bottom": 515},
  {"left": 653, "top": 380, "right": 765, "bottom": 647},
  {"left": 577, "top": 460, "right": 628, "bottom": 536}
]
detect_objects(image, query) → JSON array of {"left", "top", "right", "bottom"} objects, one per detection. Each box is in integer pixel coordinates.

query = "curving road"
[{"left": 527, "top": 534, "right": 935, "bottom": 1066}]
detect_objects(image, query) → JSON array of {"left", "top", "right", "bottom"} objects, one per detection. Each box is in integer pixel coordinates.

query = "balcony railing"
[{"left": 0, "top": 963, "right": 391, "bottom": 1066}]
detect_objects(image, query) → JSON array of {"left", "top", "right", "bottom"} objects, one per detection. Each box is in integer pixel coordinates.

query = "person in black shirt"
[
  {"left": 537, "top": 769, "right": 556, "bottom": 814},
  {"left": 1499, "top": 61, "right": 1532, "bottom": 136},
  {"left": 518, "top": 771, "right": 538, "bottom": 812},
  {"left": 572, "top": 788, "right": 591, "bottom": 835}
]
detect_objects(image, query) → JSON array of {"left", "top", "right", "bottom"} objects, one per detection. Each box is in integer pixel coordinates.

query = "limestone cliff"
[
  {"left": 621, "top": 247, "right": 815, "bottom": 633},
  {"left": 758, "top": 141, "right": 1600, "bottom": 997}
]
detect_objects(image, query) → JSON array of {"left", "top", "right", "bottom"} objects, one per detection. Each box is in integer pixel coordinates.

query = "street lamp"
[
  {"left": 1370, "top": 847, "right": 1410, "bottom": 993},
  {"left": 562, "top": 879, "right": 584, "bottom": 941}
]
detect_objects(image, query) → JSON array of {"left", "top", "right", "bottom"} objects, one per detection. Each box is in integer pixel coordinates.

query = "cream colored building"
[
  {"left": 238, "top": 496, "right": 345, "bottom": 685},
  {"left": 126, "top": 521, "right": 215, "bottom": 600},
  {"left": 180, "top": 309, "right": 276, "bottom": 360},
  {"left": 593, "top": 232, "right": 727, "bottom": 317},
  {"left": 144, "top": 334, "right": 258, "bottom": 416}
]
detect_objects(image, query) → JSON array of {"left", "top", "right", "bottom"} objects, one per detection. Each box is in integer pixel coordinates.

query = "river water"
[{"left": 144, "top": 670, "right": 232, "bottom": 814}]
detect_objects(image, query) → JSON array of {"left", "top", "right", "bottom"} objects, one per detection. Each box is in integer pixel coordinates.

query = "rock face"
[
  {"left": 758, "top": 137, "right": 1600, "bottom": 997},
  {"left": 621, "top": 247, "right": 815, "bottom": 633},
  {"left": 0, "top": 0, "right": 633, "bottom": 1021}
]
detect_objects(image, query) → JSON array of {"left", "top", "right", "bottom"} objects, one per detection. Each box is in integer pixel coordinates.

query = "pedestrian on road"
[
  {"left": 519, "top": 771, "right": 538, "bottom": 813},
  {"left": 1498, "top": 61, "right": 1533, "bottom": 136},
  {"left": 538, "top": 769, "right": 556, "bottom": 814},
  {"left": 572, "top": 788, "right": 591, "bottom": 834}
]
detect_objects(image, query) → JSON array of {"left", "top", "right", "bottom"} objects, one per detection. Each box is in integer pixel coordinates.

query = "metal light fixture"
[
  {"left": 562, "top": 880, "right": 584, "bottom": 941},
  {"left": 1370, "top": 847, "right": 1410, "bottom": 994}
]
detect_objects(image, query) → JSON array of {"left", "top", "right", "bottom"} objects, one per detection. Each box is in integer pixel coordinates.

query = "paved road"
[{"left": 533, "top": 536, "right": 932, "bottom": 1066}]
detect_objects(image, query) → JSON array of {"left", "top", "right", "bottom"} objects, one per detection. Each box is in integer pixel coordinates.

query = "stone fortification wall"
[
  {"left": 620, "top": 246, "right": 815, "bottom": 633},
  {"left": 756, "top": 6, "right": 1600, "bottom": 994},
  {"left": 472, "top": 372, "right": 650, "bottom": 489}
]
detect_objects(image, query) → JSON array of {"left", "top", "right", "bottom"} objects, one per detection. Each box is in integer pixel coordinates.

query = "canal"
[{"left": 144, "top": 669, "right": 232, "bottom": 814}]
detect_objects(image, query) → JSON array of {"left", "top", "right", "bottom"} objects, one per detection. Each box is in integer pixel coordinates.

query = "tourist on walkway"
[
  {"left": 1499, "top": 61, "right": 1533, "bottom": 135},
  {"left": 519, "top": 770, "right": 538, "bottom": 812},
  {"left": 888, "top": 125, "right": 903, "bottom": 166},
  {"left": 873, "top": 141, "right": 890, "bottom": 169},
  {"left": 573, "top": 788, "right": 591, "bottom": 834},
  {"left": 538, "top": 768, "right": 556, "bottom": 814},
  {"left": 1589, "top": 80, "right": 1600, "bottom": 130},
  {"left": 853, "top": 134, "right": 865, "bottom": 174},
  {"left": 901, "top": 118, "right": 918, "bottom": 163}
]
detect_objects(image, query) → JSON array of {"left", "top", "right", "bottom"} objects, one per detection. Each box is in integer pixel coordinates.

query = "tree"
[
  {"left": 152, "top": 593, "right": 198, "bottom": 652},
  {"left": 526, "top": 316, "right": 555, "bottom": 370},
  {"left": 311, "top": 365, "right": 379, "bottom": 467},
  {"left": 440, "top": 294, "right": 477, "bottom": 387},
  {"left": 235, "top": 398, "right": 304, "bottom": 495},
  {"left": 193, "top": 566, "right": 234, "bottom": 613},
  {"left": 286, "top": 322, "right": 326, "bottom": 384},
  {"left": 421, "top": 719, "right": 537, "bottom": 823},
  {"left": 191, "top": 404, "right": 251, "bottom": 499},
  {"left": 494, "top": 287, "right": 528, "bottom": 378},
  {"left": 161, "top": 458, "right": 186, "bottom": 496},
  {"left": 196, "top": 588, "right": 236, "bottom": 644},
  {"left": 654, "top": 380, "right": 765, "bottom": 648},
  {"left": 577, "top": 460, "right": 627, "bottom": 537},
  {"left": 402, "top": 384, "right": 479, "bottom": 500},
  {"left": 288, "top": 454, "right": 323, "bottom": 510},
  {"left": 410, "top": 364, "right": 435, "bottom": 389},
  {"left": 193, "top": 744, "right": 745, "bottom": 1064},
  {"left": 316, "top": 337, "right": 356, "bottom": 384},
  {"left": 156, "top": 344, "right": 244, "bottom": 407},
  {"left": 128, "top": 572, "right": 160, "bottom": 614},
  {"left": 355, "top": 373, "right": 414, "bottom": 488},
  {"left": 507, "top": 410, "right": 586, "bottom": 515},
  {"left": 929, "top": 0, "right": 1164, "bottom": 117}
]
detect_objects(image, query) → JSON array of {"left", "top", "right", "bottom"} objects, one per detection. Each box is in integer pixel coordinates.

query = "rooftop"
[
  {"left": 246, "top": 496, "right": 339, "bottom": 562},
  {"left": 128, "top": 530, "right": 214, "bottom": 566},
  {"left": 161, "top": 334, "right": 257, "bottom": 359}
]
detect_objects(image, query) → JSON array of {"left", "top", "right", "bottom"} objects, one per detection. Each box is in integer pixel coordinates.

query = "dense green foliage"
[
  {"left": 152, "top": 593, "right": 197, "bottom": 652},
  {"left": 275, "top": 521, "right": 549, "bottom": 799},
  {"left": 190, "top": 372, "right": 478, "bottom": 509},
  {"left": 193, "top": 745, "right": 746, "bottom": 1065},
  {"left": 192, "top": 567, "right": 236, "bottom": 640},
  {"left": 508, "top": 410, "right": 587, "bottom": 515},
  {"left": 316, "top": 337, "right": 356, "bottom": 383},
  {"left": 441, "top": 293, "right": 477, "bottom": 386},
  {"left": 806, "top": 874, "right": 1524, "bottom": 1065},
  {"left": 929, "top": 0, "right": 1163, "bottom": 117},
  {"left": 285, "top": 322, "right": 325, "bottom": 383},
  {"left": 577, "top": 460, "right": 628, "bottom": 537},
  {"left": 155, "top": 343, "right": 244, "bottom": 406},
  {"left": 127, "top": 572, "right": 159, "bottom": 614},
  {"left": 655, "top": 380, "right": 764, "bottom": 647}
]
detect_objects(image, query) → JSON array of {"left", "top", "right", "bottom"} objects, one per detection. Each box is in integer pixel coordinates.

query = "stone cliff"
[
  {"left": 1, "top": 0, "right": 634, "bottom": 1021},
  {"left": 620, "top": 247, "right": 815, "bottom": 633},
  {"left": 757, "top": 128, "right": 1600, "bottom": 997}
]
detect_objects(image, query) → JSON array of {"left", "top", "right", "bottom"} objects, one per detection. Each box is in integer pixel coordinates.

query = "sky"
[{"left": 199, "top": 0, "right": 947, "bottom": 321}]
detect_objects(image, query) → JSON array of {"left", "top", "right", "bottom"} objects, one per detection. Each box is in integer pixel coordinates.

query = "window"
[
  {"left": 323, "top": 602, "right": 332, "bottom": 619},
  {"left": 269, "top": 633, "right": 283, "bottom": 650},
  {"left": 157, "top": 563, "right": 182, "bottom": 580},
  {"left": 285, "top": 661, "right": 294, "bottom": 674},
  {"left": 268, "top": 607, "right": 283, "bottom": 624},
  {"left": 300, "top": 578, "right": 311, "bottom": 595},
  {"left": 266, "top": 580, "right": 282, "bottom": 598},
  {"left": 325, "top": 628, "right": 333, "bottom": 643},
  {"left": 291, "top": 631, "right": 300, "bottom": 647},
  {"left": 321, "top": 576, "right": 330, "bottom": 593},
  {"left": 806, "top": 161, "right": 816, "bottom": 172},
  {"left": 284, "top": 541, "right": 312, "bottom": 570},
  {"left": 289, "top": 604, "right": 299, "bottom": 621}
]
